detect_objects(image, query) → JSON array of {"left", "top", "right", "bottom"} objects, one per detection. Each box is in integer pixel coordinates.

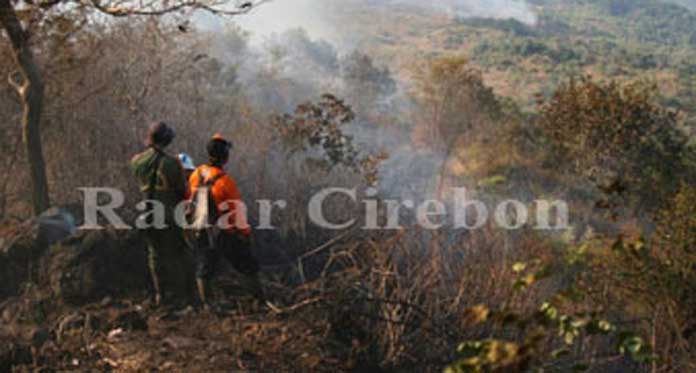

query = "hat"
[
  {"left": 147, "top": 122, "right": 175, "bottom": 147},
  {"left": 207, "top": 134, "right": 232, "bottom": 164},
  {"left": 178, "top": 153, "right": 196, "bottom": 171}
]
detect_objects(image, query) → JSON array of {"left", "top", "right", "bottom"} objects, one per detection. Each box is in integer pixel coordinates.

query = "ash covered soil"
[
  {"left": 0, "top": 218, "right": 377, "bottom": 372},
  {"left": 1, "top": 290, "right": 334, "bottom": 371}
]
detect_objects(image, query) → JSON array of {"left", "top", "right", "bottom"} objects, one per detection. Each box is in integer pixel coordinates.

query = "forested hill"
[
  {"left": 338, "top": 0, "right": 696, "bottom": 125},
  {"left": 665, "top": 0, "right": 696, "bottom": 9}
]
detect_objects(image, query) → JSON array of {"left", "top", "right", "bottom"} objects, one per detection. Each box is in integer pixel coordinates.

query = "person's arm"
[
  {"left": 129, "top": 151, "right": 146, "bottom": 184},
  {"left": 186, "top": 168, "right": 201, "bottom": 201}
]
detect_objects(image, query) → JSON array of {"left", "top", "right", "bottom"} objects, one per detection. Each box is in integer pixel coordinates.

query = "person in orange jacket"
[{"left": 188, "top": 134, "right": 263, "bottom": 307}]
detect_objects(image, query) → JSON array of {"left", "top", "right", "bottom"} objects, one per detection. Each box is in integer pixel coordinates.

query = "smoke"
[
  {"left": 195, "top": 0, "right": 341, "bottom": 45},
  {"left": 192, "top": 0, "right": 536, "bottom": 200},
  {"left": 391, "top": 0, "right": 538, "bottom": 24},
  {"left": 198, "top": 0, "right": 537, "bottom": 46}
]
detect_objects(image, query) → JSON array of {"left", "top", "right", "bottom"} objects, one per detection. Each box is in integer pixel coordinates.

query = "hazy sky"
[
  {"left": 198, "top": 0, "right": 536, "bottom": 45},
  {"left": 234, "top": 0, "right": 339, "bottom": 41}
]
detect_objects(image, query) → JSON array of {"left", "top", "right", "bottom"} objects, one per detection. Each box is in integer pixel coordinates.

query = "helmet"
[{"left": 178, "top": 153, "right": 196, "bottom": 171}]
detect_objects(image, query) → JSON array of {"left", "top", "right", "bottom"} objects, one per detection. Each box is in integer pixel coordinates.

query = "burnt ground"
[
  {"left": 0, "top": 222, "right": 393, "bottom": 372},
  {"left": 0, "top": 273, "right": 381, "bottom": 372}
]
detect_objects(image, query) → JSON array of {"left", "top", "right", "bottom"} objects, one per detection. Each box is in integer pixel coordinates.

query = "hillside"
[
  {"left": 332, "top": 0, "right": 696, "bottom": 124},
  {"left": 666, "top": 0, "right": 696, "bottom": 9}
]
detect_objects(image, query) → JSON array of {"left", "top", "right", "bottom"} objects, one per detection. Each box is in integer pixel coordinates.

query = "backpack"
[
  {"left": 146, "top": 152, "right": 164, "bottom": 200},
  {"left": 135, "top": 151, "right": 163, "bottom": 232},
  {"left": 188, "top": 170, "right": 226, "bottom": 250}
]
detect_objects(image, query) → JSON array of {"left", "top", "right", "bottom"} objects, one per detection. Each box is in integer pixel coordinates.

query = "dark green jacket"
[{"left": 130, "top": 147, "right": 187, "bottom": 213}]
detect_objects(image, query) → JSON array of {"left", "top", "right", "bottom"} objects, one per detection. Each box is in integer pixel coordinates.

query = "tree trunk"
[
  {"left": 436, "top": 137, "right": 459, "bottom": 201},
  {"left": 0, "top": 0, "right": 50, "bottom": 216}
]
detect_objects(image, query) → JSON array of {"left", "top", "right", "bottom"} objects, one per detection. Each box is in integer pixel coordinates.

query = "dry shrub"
[
  {"left": 579, "top": 184, "right": 696, "bottom": 371},
  {"left": 248, "top": 225, "right": 557, "bottom": 371}
]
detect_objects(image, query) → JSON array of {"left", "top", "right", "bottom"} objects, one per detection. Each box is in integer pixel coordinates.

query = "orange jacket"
[{"left": 188, "top": 165, "right": 251, "bottom": 236}]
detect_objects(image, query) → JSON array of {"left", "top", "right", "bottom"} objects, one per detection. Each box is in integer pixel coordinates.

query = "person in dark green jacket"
[{"left": 130, "top": 122, "right": 193, "bottom": 306}]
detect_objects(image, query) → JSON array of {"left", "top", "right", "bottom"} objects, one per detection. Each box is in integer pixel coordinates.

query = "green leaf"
[
  {"left": 479, "top": 175, "right": 507, "bottom": 188},
  {"left": 457, "top": 341, "right": 484, "bottom": 356},
  {"left": 618, "top": 333, "right": 653, "bottom": 362},
  {"left": 564, "top": 331, "right": 576, "bottom": 345},
  {"left": 540, "top": 302, "right": 559, "bottom": 321},
  {"left": 512, "top": 262, "right": 527, "bottom": 273},
  {"left": 513, "top": 274, "right": 536, "bottom": 291},
  {"left": 552, "top": 348, "right": 570, "bottom": 359},
  {"left": 587, "top": 319, "right": 615, "bottom": 335}
]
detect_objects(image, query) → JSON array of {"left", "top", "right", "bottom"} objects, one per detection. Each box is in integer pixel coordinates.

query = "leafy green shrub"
[
  {"left": 446, "top": 256, "right": 652, "bottom": 372},
  {"left": 536, "top": 77, "right": 691, "bottom": 215}
]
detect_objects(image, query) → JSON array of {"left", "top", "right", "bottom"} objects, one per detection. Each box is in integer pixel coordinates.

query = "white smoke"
[
  {"left": 198, "top": 0, "right": 537, "bottom": 45},
  {"left": 391, "top": 0, "right": 537, "bottom": 24},
  {"left": 233, "top": 0, "right": 341, "bottom": 43},
  {"left": 192, "top": 0, "right": 538, "bottom": 201}
]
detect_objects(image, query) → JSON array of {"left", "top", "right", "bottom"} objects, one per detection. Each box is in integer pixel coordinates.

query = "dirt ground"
[{"left": 0, "top": 273, "right": 374, "bottom": 372}]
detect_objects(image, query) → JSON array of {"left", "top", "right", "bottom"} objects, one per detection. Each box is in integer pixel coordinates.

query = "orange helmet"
[{"left": 212, "top": 133, "right": 228, "bottom": 142}]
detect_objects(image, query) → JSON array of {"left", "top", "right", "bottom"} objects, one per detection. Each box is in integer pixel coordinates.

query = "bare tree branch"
[
  {"left": 7, "top": 69, "right": 25, "bottom": 95},
  {"left": 88, "top": 0, "right": 271, "bottom": 17}
]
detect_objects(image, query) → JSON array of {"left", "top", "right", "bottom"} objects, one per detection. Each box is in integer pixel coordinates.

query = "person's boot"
[{"left": 196, "top": 278, "right": 210, "bottom": 311}]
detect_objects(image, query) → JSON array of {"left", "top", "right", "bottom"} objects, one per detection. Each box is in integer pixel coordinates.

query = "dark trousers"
[
  {"left": 195, "top": 232, "right": 260, "bottom": 280},
  {"left": 144, "top": 226, "right": 195, "bottom": 300},
  {"left": 194, "top": 231, "right": 263, "bottom": 301}
]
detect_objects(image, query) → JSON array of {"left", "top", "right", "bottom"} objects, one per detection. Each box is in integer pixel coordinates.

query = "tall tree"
[
  {"left": 340, "top": 51, "right": 396, "bottom": 115},
  {"left": 0, "top": 0, "right": 267, "bottom": 216},
  {"left": 412, "top": 56, "right": 502, "bottom": 196}
]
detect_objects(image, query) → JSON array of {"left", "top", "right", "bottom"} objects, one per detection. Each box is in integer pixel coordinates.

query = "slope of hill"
[
  {"left": 332, "top": 0, "right": 696, "bottom": 122},
  {"left": 666, "top": 0, "right": 696, "bottom": 9}
]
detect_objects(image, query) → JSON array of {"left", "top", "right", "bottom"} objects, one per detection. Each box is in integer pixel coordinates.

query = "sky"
[{"left": 197, "top": 0, "right": 537, "bottom": 45}]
